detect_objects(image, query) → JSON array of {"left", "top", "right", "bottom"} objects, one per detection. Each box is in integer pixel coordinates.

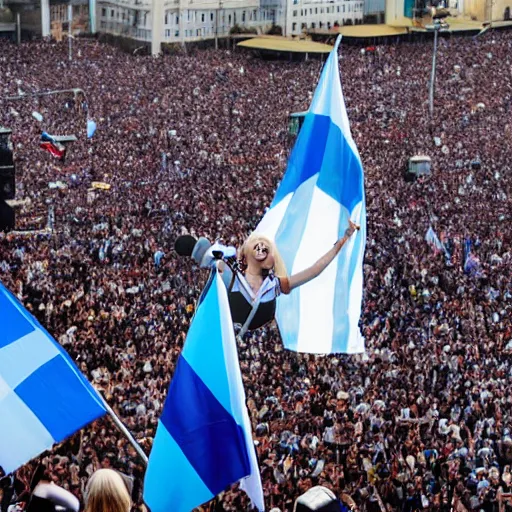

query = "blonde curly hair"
[{"left": 240, "top": 233, "right": 287, "bottom": 277}]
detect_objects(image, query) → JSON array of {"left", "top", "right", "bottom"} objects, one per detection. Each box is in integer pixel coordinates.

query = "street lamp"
[
  {"left": 64, "top": 33, "right": 75, "bottom": 62},
  {"left": 215, "top": 0, "right": 224, "bottom": 50},
  {"left": 426, "top": 18, "right": 449, "bottom": 118},
  {"left": 65, "top": 3, "right": 74, "bottom": 61}
]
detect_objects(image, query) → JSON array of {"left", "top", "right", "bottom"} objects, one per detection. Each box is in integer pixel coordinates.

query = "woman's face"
[{"left": 246, "top": 240, "right": 275, "bottom": 270}]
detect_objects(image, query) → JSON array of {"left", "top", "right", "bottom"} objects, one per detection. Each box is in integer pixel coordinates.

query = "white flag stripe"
[
  {"left": 0, "top": 329, "right": 60, "bottom": 390},
  {"left": 293, "top": 187, "right": 341, "bottom": 353}
]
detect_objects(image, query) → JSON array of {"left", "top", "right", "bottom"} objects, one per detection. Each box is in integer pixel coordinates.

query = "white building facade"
[
  {"left": 262, "top": 0, "right": 364, "bottom": 36},
  {"left": 97, "top": 0, "right": 268, "bottom": 45},
  {"left": 96, "top": 0, "right": 363, "bottom": 50}
]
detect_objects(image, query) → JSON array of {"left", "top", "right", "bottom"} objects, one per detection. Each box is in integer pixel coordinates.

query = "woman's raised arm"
[{"left": 283, "top": 220, "right": 359, "bottom": 293}]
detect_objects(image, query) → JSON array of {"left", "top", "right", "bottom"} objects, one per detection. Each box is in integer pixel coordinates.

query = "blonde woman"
[
  {"left": 176, "top": 220, "right": 358, "bottom": 332},
  {"left": 84, "top": 469, "right": 131, "bottom": 512}
]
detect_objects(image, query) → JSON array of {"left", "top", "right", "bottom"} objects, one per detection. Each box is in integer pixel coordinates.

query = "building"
[
  {"left": 262, "top": 0, "right": 364, "bottom": 36},
  {"left": 96, "top": 0, "right": 363, "bottom": 52},
  {"left": 97, "top": 0, "right": 269, "bottom": 50},
  {"left": 4, "top": 0, "right": 90, "bottom": 38},
  {"left": 384, "top": 0, "right": 512, "bottom": 24}
]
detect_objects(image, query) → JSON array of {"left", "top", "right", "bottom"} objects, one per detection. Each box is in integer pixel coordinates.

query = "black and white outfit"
[
  {"left": 222, "top": 266, "right": 290, "bottom": 331},
  {"left": 181, "top": 237, "right": 290, "bottom": 332}
]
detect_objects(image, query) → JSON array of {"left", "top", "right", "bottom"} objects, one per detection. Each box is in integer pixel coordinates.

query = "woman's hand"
[{"left": 344, "top": 219, "right": 360, "bottom": 239}]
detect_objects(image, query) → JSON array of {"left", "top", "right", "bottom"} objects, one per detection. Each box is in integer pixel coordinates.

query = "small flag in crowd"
[
  {"left": 0, "top": 282, "right": 106, "bottom": 474},
  {"left": 144, "top": 271, "right": 264, "bottom": 512},
  {"left": 87, "top": 119, "right": 97, "bottom": 139},
  {"left": 425, "top": 226, "right": 449, "bottom": 258},
  {"left": 463, "top": 238, "right": 482, "bottom": 277},
  {"left": 31, "top": 111, "right": 43, "bottom": 122},
  {"left": 40, "top": 132, "right": 66, "bottom": 160},
  {"left": 256, "top": 35, "right": 366, "bottom": 354}
]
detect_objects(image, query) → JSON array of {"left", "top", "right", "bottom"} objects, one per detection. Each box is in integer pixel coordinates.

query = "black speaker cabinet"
[
  {"left": 0, "top": 199, "right": 15, "bottom": 232},
  {"left": 0, "top": 167, "right": 15, "bottom": 200}
]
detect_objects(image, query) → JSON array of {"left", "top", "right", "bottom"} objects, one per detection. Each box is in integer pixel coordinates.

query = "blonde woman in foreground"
[{"left": 84, "top": 469, "right": 132, "bottom": 512}]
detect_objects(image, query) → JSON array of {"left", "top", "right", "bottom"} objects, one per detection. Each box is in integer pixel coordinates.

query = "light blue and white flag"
[
  {"left": 143, "top": 271, "right": 264, "bottom": 512},
  {"left": 256, "top": 36, "right": 366, "bottom": 354},
  {"left": 0, "top": 282, "right": 106, "bottom": 474},
  {"left": 87, "top": 119, "right": 97, "bottom": 139}
]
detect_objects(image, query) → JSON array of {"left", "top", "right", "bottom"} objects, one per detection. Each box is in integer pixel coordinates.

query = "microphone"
[{"left": 175, "top": 235, "right": 198, "bottom": 257}]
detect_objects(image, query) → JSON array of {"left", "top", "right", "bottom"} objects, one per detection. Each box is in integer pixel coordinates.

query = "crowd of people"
[{"left": 0, "top": 28, "right": 510, "bottom": 512}]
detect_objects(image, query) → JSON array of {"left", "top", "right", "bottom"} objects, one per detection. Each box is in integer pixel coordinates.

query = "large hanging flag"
[
  {"left": 256, "top": 36, "right": 366, "bottom": 354},
  {"left": 0, "top": 282, "right": 106, "bottom": 474},
  {"left": 144, "top": 271, "right": 264, "bottom": 512}
]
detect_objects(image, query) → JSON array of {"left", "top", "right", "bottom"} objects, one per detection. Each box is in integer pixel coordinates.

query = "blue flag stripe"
[
  {"left": 316, "top": 118, "right": 364, "bottom": 213},
  {"left": 161, "top": 355, "right": 251, "bottom": 495},
  {"left": 144, "top": 422, "right": 213, "bottom": 512},
  {"left": 15, "top": 355, "right": 106, "bottom": 442},
  {"left": 0, "top": 291, "right": 35, "bottom": 348},
  {"left": 272, "top": 114, "right": 330, "bottom": 206}
]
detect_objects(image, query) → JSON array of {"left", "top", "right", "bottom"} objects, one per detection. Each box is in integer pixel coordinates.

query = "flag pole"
[{"left": 97, "top": 392, "right": 149, "bottom": 466}]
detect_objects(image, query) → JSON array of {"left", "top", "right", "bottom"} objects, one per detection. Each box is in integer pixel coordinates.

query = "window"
[
  {"left": 319, "top": 21, "right": 323, "bottom": 27},
  {"left": 201, "top": 13, "right": 205, "bottom": 22},
  {"left": 110, "top": 9, "right": 114, "bottom": 17},
  {"left": 327, "top": 21, "right": 331, "bottom": 28},
  {"left": 320, "top": 7, "right": 323, "bottom": 13},
  {"left": 211, "top": 12, "right": 214, "bottom": 21},
  {"left": 165, "top": 13, "right": 168, "bottom": 24},
  {"left": 293, "top": 10, "right": 297, "bottom": 16},
  {"left": 311, "top": 22, "right": 315, "bottom": 28},
  {"left": 175, "top": 29, "right": 179, "bottom": 36},
  {"left": 292, "top": 22, "right": 297, "bottom": 31},
  {"left": 242, "top": 10, "right": 245, "bottom": 22},
  {"left": 165, "top": 29, "right": 170, "bottom": 37},
  {"left": 301, "top": 22, "right": 306, "bottom": 28},
  {"left": 228, "top": 14, "right": 231, "bottom": 24},
  {"left": 101, "top": 8, "right": 106, "bottom": 16},
  {"left": 309, "top": 8, "right": 312, "bottom": 14},
  {"left": 315, "top": 7, "right": 318, "bottom": 13},
  {"left": 337, "top": 6, "right": 340, "bottom": 12},
  {"left": 176, "top": 15, "right": 179, "bottom": 24}
]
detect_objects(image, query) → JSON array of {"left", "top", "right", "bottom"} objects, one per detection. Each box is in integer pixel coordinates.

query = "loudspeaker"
[
  {"left": 0, "top": 199, "right": 15, "bottom": 232},
  {"left": 0, "top": 167, "right": 15, "bottom": 200},
  {"left": 0, "top": 146, "right": 13, "bottom": 167}
]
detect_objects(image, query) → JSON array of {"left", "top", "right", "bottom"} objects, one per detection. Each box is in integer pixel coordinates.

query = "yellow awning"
[
  {"left": 237, "top": 37, "right": 333, "bottom": 53},
  {"left": 332, "top": 24, "right": 409, "bottom": 37}
]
